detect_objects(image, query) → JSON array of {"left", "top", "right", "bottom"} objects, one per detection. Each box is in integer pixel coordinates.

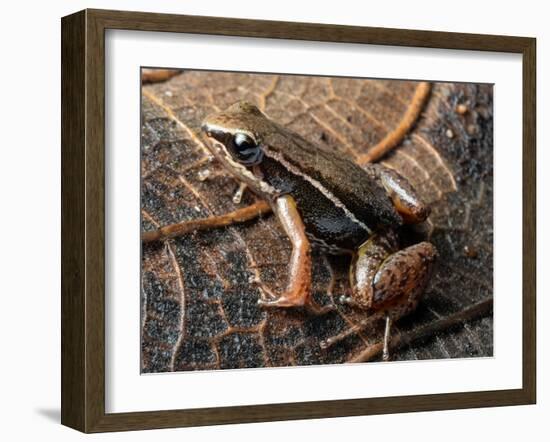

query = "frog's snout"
[
  {"left": 200, "top": 122, "right": 211, "bottom": 136},
  {"left": 201, "top": 121, "right": 222, "bottom": 141}
]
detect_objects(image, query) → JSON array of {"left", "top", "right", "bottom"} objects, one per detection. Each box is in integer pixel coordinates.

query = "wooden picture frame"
[{"left": 61, "top": 8, "right": 536, "bottom": 433}]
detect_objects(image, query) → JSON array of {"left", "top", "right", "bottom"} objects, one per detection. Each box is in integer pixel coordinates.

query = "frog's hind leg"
[
  {"left": 329, "top": 237, "right": 437, "bottom": 358},
  {"left": 364, "top": 164, "right": 430, "bottom": 224},
  {"left": 369, "top": 241, "right": 437, "bottom": 317},
  {"left": 370, "top": 241, "right": 436, "bottom": 360}
]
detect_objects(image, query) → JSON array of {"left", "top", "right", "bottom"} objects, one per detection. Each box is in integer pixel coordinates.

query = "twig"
[
  {"left": 348, "top": 297, "right": 493, "bottom": 363},
  {"left": 141, "top": 69, "right": 182, "bottom": 84},
  {"left": 357, "top": 82, "right": 432, "bottom": 164},
  {"left": 142, "top": 200, "right": 272, "bottom": 243}
]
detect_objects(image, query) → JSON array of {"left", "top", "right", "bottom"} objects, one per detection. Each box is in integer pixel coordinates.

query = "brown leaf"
[
  {"left": 140, "top": 71, "right": 493, "bottom": 372},
  {"left": 141, "top": 68, "right": 182, "bottom": 84}
]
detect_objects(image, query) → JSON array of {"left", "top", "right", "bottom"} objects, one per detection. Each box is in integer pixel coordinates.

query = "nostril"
[{"left": 201, "top": 126, "right": 214, "bottom": 138}]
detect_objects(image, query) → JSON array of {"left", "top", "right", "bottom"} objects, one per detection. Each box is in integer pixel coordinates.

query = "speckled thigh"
[{"left": 371, "top": 242, "right": 438, "bottom": 319}]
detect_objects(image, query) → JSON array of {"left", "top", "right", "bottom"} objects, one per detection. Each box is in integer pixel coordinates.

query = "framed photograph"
[{"left": 61, "top": 9, "right": 536, "bottom": 433}]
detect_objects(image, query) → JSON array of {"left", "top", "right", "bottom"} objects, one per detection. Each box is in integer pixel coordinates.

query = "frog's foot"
[
  {"left": 256, "top": 272, "right": 333, "bottom": 315},
  {"left": 255, "top": 271, "right": 315, "bottom": 311},
  {"left": 249, "top": 279, "right": 279, "bottom": 303},
  {"left": 257, "top": 290, "right": 308, "bottom": 308},
  {"left": 258, "top": 291, "right": 332, "bottom": 315}
]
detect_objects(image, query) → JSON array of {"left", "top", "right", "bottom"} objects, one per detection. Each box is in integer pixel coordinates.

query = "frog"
[{"left": 201, "top": 101, "right": 437, "bottom": 355}]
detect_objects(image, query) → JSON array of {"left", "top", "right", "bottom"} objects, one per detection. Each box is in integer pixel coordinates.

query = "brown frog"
[{"left": 201, "top": 101, "right": 437, "bottom": 357}]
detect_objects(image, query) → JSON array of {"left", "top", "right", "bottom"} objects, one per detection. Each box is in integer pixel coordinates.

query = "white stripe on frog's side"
[{"left": 262, "top": 149, "right": 373, "bottom": 236}]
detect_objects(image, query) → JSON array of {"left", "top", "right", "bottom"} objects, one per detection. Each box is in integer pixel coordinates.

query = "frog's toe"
[
  {"left": 339, "top": 295, "right": 351, "bottom": 304},
  {"left": 257, "top": 293, "right": 306, "bottom": 308},
  {"left": 339, "top": 295, "right": 362, "bottom": 308}
]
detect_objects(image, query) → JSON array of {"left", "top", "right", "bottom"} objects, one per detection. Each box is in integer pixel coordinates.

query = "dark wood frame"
[{"left": 61, "top": 8, "right": 536, "bottom": 433}]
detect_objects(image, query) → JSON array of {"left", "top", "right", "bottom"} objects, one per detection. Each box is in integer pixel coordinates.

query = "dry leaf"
[{"left": 140, "top": 71, "right": 493, "bottom": 372}]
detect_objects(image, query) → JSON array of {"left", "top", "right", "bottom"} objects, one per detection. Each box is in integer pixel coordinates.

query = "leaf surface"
[{"left": 140, "top": 71, "right": 493, "bottom": 372}]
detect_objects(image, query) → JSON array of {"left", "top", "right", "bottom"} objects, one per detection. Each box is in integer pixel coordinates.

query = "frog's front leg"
[{"left": 257, "top": 194, "right": 313, "bottom": 309}]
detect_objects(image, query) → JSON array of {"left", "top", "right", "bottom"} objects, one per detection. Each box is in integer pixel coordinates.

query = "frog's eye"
[{"left": 229, "top": 132, "right": 263, "bottom": 165}]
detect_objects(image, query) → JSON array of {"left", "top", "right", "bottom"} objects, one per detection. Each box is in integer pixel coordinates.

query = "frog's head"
[
  {"left": 201, "top": 101, "right": 272, "bottom": 166},
  {"left": 201, "top": 102, "right": 279, "bottom": 196}
]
